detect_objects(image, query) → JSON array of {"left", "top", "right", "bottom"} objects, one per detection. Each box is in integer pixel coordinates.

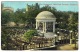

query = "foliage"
[
  {"left": 1, "top": 27, "right": 10, "bottom": 49},
  {"left": 1, "top": 3, "right": 78, "bottom": 50},
  {"left": 68, "top": 13, "right": 78, "bottom": 31},
  {"left": 1, "top": 3, "right": 78, "bottom": 30},
  {"left": 13, "top": 9, "right": 26, "bottom": 23},
  {"left": 1, "top": 11, "right": 10, "bottom": 24},
  {"left": 24, "top": 29, "right": 38, "bottom": 42}
]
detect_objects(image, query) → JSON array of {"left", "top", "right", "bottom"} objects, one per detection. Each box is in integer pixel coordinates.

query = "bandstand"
[{"left": 35, "top": 11, "right": 57, "bottom": 38}]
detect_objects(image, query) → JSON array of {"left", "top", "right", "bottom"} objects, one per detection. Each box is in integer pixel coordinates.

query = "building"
[
  {"left": 2, "top": 7, "right": 14, "bottom": 13},
  {"left": 36, "top": 11, "right": 57, "bottom": 38}
]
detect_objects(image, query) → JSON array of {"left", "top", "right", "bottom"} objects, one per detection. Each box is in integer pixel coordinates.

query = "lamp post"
[
  {"left": 75, "top": 34, "right": 78, "bottom": 49},
  {"left": 57, "top": 31, "right": 59, "bottom": 41},
  {"left": 74, "top": 30, "right": 77, "bottom": 49},
  {"left": 70, "top": 30, "right": 73, "bottom": 44},
  {"left": 74, "top": 34, "right": 77, "bottom": 49},
  {"left": 57, "top": 32, "right": 60, "bottom": 45},
  {"left": 57, "top": 32, "right": 59, "bottom": 36},
  {"left": 22, "top": 43, "right": 24, "bottom": 50}
]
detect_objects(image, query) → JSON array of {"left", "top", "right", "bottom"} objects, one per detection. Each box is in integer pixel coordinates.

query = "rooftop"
[{"left": 36, "top": 11, "right": 56, "bottom": 19}]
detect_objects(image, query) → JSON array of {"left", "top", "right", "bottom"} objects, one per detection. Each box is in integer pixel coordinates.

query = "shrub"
[{"left": 24, "top": 29, "right": 38, "bottom": 42}]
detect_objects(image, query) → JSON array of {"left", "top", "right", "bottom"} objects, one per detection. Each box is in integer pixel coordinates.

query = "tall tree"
[
  {"left": 14, "top": 9, "right": 26, "bottom": 24},
  {"left": 68, "top": 13, "right": 78, "bottom": 31},
  {"left": 1, "top": 11, "right": 11, "bottom": 24}
]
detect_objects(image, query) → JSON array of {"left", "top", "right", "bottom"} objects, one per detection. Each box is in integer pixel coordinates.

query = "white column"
[
  {"left": 53, "top": 22, "right": 55, "bottom": 33},
  {"left": 45, "top": 22, "right": 46, "bottom": 33},
  {"left": 43, "top": 22, "right": 45, "bottom": 32},
  {"left": 36, "top": 21, "right": 39, "bottom": 29}
]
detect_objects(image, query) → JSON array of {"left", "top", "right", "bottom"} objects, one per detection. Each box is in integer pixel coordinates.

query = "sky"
[{"left": 2, "top": 1, "right": 78, "bottom": 12}]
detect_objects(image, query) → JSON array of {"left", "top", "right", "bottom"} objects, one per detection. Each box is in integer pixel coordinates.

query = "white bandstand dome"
[{"left": 36, "top": 11, "right": 56, "bottom": 20}]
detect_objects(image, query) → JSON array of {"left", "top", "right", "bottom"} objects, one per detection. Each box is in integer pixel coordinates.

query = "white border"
[{"left": 0, "top": 0, "right": 79, "bottom": 52}]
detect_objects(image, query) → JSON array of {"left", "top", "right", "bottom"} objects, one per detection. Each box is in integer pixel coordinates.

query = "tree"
[
  {"left": 1, "top": 27, "right": 10, "bottom": 49},
  {"left": 40, "top": 5, "right": 52, "bottom": 12},
  {"left": 1, "top": 11, "right": 11, "bottom": 24},
  {"left": 68, "top": 13, "right": 78, "bottom": 31},
  {"left": 1, "top": 10, "right": 15, "bottom": 25},
  {"left": 24, "top": 29, "right": 38, "bottom": 42},
  {"left": 68, "top": 13, "right": 78, "bottom": 49},
  {"left": 26, "top": 3, "right": 40, "bottom": 24},
  {"left": 14, "top": 9, "right": 27, "bottom": 24}
]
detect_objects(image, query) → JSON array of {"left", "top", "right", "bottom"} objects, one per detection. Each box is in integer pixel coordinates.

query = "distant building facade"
[
  {"left": 1, "top": 3, "right": 14, "bottom": 13},
  {"left": 2, "top": 7, "right": 14, "bottom": 13}
]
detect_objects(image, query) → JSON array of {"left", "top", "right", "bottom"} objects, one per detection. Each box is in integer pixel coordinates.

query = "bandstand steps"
[{"left": 44, "top": 33, "right": 55, "bottom": 38}]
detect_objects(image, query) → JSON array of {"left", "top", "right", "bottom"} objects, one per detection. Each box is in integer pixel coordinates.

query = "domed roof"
[{"left": 36, "top": 11, "right": 56, "bottom": 19}]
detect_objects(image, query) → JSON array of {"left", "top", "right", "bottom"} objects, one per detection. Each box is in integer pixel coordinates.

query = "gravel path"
[{"left": 57, "top": 44, "right": 78, "bottom": 50}]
